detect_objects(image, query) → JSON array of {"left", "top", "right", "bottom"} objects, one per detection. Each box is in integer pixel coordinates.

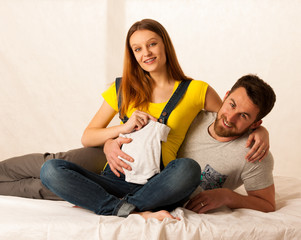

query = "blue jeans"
[{"left": 40, "top": 158, "right": 201, "bottom": 217}]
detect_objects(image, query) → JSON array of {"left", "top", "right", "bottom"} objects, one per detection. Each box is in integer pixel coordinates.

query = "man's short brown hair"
[{"left": 230, "top": 74, "right": 276, "bottom": 121}]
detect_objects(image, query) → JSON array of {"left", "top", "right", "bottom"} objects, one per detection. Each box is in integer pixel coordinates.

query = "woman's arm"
[
  {"left": 81, "top": 101, "right": 121, "bottom": 147},
  {"left": 82, "top": 99, "right": 157, "bottom": 176},
  {"left": 102, "top": 110, "right": 157, "bottom": 177},
  {"left": 204, "top": 85, "right": 223, "bottom": 112},
  {"left": 82, "top": 101, "right": 157, "bottom": 147},
  {"left": 245, "top": 126, "right": 270, "bottom": 162}
]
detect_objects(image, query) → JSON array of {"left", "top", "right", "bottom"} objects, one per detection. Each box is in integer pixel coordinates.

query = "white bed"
[{"left": 1, "top": 176, "right": 300, "bottom": 240}]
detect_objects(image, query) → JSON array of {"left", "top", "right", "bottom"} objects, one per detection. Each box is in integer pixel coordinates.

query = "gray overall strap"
[
  {"left": 115, "top": 77, "right": 129, "bottom": 123},
  {"left": 115, "top": 78, "right": 191, "bottom": 125},
  {"left": 157, "top": 80, "right": 191, "bottom": 170},
  {"left": 158, "top": 80, "right": 191, "bottom": 124}
]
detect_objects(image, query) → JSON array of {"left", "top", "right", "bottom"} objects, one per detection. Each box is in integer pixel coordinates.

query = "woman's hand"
[
  {"left": 121, "top": 110, "right": 157, "bottom": 134},
  {"left": 103, "top": 110, "right": 156, "bottom": 177},
  {"left": 245, "top": 126, "right": 269, "bottom": 162},
  {"left": 103, "top": 137, "right": 134, "bottom": 177}
]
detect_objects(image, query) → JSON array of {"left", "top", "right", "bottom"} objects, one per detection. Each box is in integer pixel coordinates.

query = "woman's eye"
[
  {"left": 149, "top": 42, "right": 157, "bottom": 47},
  {"left": 134, "top": 48, "right": 141, "bottom": 52}
]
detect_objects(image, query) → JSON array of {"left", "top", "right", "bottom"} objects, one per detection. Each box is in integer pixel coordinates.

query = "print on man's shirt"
[{"left": 200, "top": 164, "right": 227, "bottom": 190}]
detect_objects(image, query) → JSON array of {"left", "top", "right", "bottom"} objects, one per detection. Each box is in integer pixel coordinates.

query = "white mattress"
[{"left": 1, "top": 176, "right": 301, "bottom": 240}]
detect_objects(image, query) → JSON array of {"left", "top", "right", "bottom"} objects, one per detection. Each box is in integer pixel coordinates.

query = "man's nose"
[{"left": 227, "top": 113, "right": 237, "bottom": 123}]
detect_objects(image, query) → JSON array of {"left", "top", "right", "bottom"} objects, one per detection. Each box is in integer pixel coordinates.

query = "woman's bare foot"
[
  {"left": 136, "top": 210, "right": 180, "bottom": 221},
  {"left": 72, "top": 205, "right": 83, "bottom": 209}
]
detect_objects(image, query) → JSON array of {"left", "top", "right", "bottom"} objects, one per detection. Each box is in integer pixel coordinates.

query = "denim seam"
[
  {"left": 126, "top": 158, "right": 201, "bottom": 210},
  {"left": 125, "top": 159, "right": 178, "bottom": 202}
]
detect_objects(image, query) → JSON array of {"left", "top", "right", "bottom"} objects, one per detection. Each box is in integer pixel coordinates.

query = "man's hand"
[
  {"left": 185, "top": 188, "right": 229, "bottom": 214},
  {"left": 185, "top": 185, "right": 275, "bottom": 213},
  {"left": 103, "top": 137, "right": 134, "bottom": 177}
]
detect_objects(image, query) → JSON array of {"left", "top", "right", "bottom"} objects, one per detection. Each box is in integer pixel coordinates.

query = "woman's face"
[{"left": 129, "top": 30, "right": 167, "bottom": 75}]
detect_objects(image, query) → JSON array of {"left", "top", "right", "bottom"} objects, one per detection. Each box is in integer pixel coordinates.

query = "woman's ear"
[{"left": 250, "top": 120, "right": 263, "bottom": 130}]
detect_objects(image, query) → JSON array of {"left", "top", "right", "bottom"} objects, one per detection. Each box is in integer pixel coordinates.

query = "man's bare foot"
[{"left": 136, "top": 210, "right": 180, "bottom": 221}]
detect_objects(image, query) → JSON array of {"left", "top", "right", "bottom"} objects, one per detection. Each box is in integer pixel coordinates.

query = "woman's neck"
[
  {"left": 150, "top": 70, "right": 173, "bottom": 87},
  {"left": 151, "top": 76, "right": 176, "bottom": 103}
]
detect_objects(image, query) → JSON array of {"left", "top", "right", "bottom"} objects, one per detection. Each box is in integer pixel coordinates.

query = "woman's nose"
[{"left": 143, "top": 48, "right": 151, "bottom": 57}]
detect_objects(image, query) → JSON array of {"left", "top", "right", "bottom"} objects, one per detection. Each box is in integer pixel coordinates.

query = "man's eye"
[
  {"left": 241, "top": 114, "right": 247, "bottom": 119},
  {"left": 230, "top": 103, "right": 235, "bottom": 108}
]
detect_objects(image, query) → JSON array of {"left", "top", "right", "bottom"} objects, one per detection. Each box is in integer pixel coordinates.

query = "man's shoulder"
[
  {"left": 197, "top": 110, "right": 216, "bottom": 119},
  {"left": 182, "top": 111, "right": 215, "bottom": 143},
  {"left": 252, "top": 151, "right": 274, "bottom": 167},
  {"left": 190, "top": 110, "right": 216, "bottom": 128}
]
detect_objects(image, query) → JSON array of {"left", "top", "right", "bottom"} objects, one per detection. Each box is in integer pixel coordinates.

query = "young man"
[{"left": 178, "top": 74, "right": 276, "bottom": 213}]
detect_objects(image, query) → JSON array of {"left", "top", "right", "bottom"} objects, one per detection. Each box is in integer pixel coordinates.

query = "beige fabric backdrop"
[{"left": 1, "top": 0, "right": 300, "bottom": 178}]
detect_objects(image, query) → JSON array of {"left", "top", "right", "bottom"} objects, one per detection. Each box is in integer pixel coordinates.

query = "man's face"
[{"left": 214, "top": 87, "right": 261, "bottom": 138}]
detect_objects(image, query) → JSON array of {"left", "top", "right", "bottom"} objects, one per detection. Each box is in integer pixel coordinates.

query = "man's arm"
[{"left": 185, "top": 184, "right": 275, "bottom": 213}]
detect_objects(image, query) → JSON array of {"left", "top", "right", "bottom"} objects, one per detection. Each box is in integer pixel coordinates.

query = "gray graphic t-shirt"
[{"left": 178, "top": 111, "right": 274, "bottom": 193}]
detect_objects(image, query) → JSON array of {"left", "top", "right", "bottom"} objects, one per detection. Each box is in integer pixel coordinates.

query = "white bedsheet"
[{"left": 1, "top": 176, "right": 301, "bottom": 240}]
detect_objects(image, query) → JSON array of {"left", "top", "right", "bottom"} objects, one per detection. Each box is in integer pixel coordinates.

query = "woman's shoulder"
[
  {"left": 190, "top": 79, "right": 209, "bottom": 86},
  {"left": 102, "top": 83, "right": 116, "bottom": 98},
  {"left": 186, "top": 79, "right": 209, "bottom": 93},
  {"left": 101, "top": 82, "right": 118, "bottom": 111},
  {"left": 174, "top": 79, "right": 208, "bottom": 108}
]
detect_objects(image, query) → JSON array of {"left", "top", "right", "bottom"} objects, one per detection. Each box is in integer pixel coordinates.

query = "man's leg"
[
  {"left": 0, "top": 147, "right": 107, "bottom": 199},
  {"left": 126, "top": 158, "right": 201, "bottom": 212},
  {"left": 53, "top": 147, "right": 106, "bottom": 173}
]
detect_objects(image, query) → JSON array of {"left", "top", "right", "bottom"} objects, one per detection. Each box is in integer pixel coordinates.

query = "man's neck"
[{"left": 208, "top": 122, "right": 240, "bottom": 142}]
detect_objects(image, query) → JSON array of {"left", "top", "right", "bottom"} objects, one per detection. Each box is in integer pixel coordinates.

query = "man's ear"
[
  {"left": 250, "top": 120, "right": 263, "bottom": 130},
  {"left": 223, "top": 91, "right": 230, "bottom": 101}
]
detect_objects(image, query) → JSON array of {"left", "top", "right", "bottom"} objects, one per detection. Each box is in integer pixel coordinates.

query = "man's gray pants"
[{"left": 0, "top": 147, "right": 107, "bottom": 200}]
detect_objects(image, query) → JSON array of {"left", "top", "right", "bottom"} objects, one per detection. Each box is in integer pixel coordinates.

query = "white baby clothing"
[{"left": 119, "top": 120, "right": 170, "bottom": 184}]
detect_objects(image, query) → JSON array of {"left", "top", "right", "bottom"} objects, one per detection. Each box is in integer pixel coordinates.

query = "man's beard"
[{"left": 214, "top": 114, "right": 250, "bottom": 138}]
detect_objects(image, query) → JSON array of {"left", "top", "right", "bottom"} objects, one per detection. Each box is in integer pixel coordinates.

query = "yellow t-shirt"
[{"left": 102, "top": 80, "right": 208, "bottom": 166}]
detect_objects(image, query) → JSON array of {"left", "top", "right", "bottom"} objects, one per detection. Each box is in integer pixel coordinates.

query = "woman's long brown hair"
[{"left": 119, "top": 19, "right": 192, "bottom": 118}]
